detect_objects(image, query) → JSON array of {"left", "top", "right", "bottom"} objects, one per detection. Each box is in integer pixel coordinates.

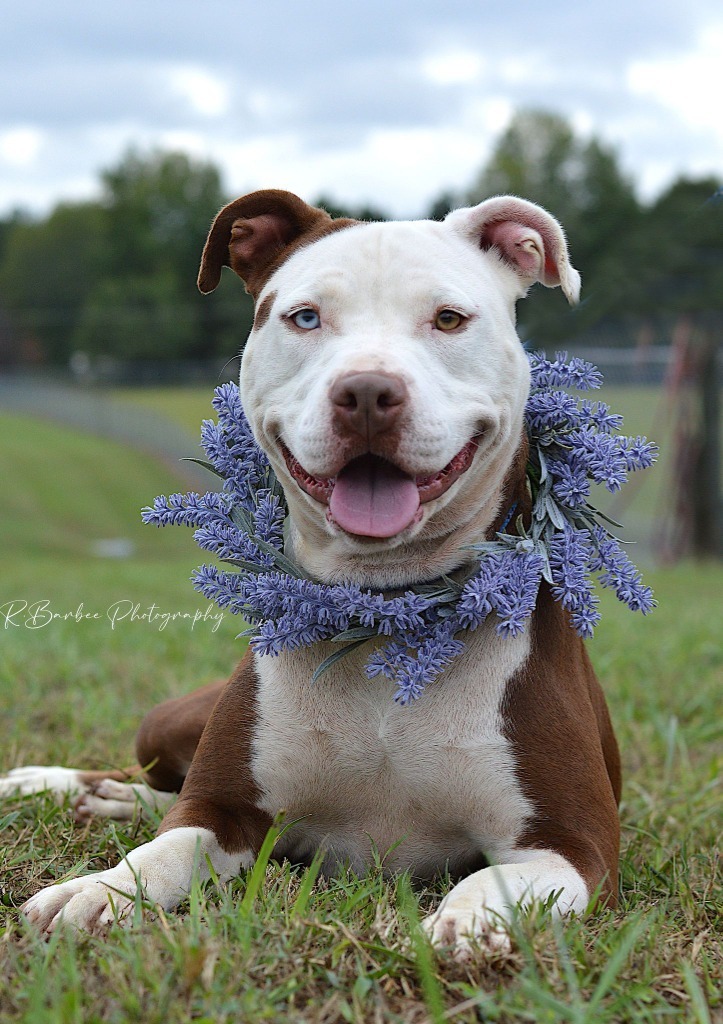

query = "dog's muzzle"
[{"left": 279, "top": 436, "right": 481, "bottom": 539}]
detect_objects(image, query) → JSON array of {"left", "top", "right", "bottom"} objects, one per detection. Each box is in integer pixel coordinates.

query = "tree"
[
  {"left": 459, "top": 111, "right": 640, "bottom": 344},
  {"left": 0, "top": 202, "right": 108, "bottom": 362},
  {"left": 100, "top": 149, "right": 225, "bottom": 286},
  {"left": 85, "top": 148, "right": 244, "bottom": 361},
  {"left": 0, "top": 150, "right": 254, "bottom": 365},
  {"left": 314, "top": 195, "right": 389, "bottom": 222}
]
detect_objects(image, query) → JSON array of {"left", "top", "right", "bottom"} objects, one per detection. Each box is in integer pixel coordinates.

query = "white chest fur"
[{"left": 251, "top": 620, "right": 534, "bottom": 877}]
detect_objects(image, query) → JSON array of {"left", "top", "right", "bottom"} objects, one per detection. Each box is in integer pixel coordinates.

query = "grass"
[
  {"left": 113, "top": 386, "right": 224, "bottom": 438},
  {"left": 0, "top": 408, "right": 721, "bottom": 1022}
]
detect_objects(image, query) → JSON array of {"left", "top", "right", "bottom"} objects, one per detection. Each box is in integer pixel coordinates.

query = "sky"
[{"left": 1, "top": 0, "right": 722, "bottom": 219}]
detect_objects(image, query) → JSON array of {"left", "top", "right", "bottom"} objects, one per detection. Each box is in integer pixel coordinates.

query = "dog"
[{"left": 1, "top": 190, "right": 621, "bottom": 957}]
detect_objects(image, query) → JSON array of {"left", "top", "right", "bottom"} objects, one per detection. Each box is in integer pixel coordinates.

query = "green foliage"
[
  {"left": 464, "top": 109, "right": 641, "bottom": 344},
  {"left": 594, "top": 176, "right": 723, "bottom": 322},
  {"left": 0, "top": 202, "right": 109, "bottom": 362},
  {"left": 0, "top": 149, "right": 254, "bottom": 365},
  {"left": 101, "top": 149, "right": 224, "bottom": 286},
  {"left": 1, "top": 117, "right": 721, "bottom": 365},
  {"left": 74, "top": 271, "right": 200, "bottom": 360},
  {"left": 314, "top": 194, "right": 389, "bottom": 222}
]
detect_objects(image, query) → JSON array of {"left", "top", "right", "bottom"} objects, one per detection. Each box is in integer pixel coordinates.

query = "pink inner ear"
[
  {"left": 482, "top": 220, "right": 546, "bottom": 279},
  {"left": 230, "top": 214, "right": 297, "bottom": 266}
]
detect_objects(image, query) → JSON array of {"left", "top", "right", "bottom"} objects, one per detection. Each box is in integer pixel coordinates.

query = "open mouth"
[{"left": 278, "top": 437, "right": 481, "bottom": 539}]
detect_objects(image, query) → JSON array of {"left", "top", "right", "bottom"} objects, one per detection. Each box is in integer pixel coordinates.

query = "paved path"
[{"left": 0, "top": 376, "right": 213, "bottom": 490}]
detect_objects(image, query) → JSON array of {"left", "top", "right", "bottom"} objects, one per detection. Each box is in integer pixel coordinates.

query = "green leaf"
[
  {"left": 586, "top": 503, "right": 624, "bottom": 529},
  {"left": 231, "top": 505, "right": 255, "bottom": 533},
  {"left": 221, "top": 558, "right": 268, "bottom": 574},
  {"left": 311, "top": 638, "right": 372, "bottom": 682},
  {"left": 180, "top": 457, "right": 224, "bottom": 479},
  {"left": 330, "top": 626, "right": 378, "bottom": 643}
]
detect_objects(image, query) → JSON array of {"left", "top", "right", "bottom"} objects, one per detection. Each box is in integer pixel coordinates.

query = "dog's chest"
[{"left": 251, "top": 622, "right": 534, "bottom": 876}]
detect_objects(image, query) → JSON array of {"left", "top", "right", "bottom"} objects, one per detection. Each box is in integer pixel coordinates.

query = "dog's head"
[{"left": 199, "top": 190, "right": 579, "bottom": 587}]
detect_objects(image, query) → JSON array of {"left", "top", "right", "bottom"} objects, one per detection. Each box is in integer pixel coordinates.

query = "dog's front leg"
[
  {"left": 22, "top": 826, "right": 250, "bottom": 936},
  {"left": 422, "top": 849, "right": 589, "bottom": 958},
  {"left": 23, "top": 650, "right": 269, "bottom": 937}
]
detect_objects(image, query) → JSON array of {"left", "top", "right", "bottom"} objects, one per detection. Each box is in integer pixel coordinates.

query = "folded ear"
[
  {"left": 445, "top": 196, "right": 581, "bottom": 304},
  {"left": 198, "top": 189, "right": 357, "bottom": 297}
]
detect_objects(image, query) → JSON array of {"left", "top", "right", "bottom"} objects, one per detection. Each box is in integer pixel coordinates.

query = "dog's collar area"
[
  {"left": 279, "top": 436, "right": 482, "bottom": 539},
  {"left": 142, "top": 353, "right": 657, "bottom": 705}
]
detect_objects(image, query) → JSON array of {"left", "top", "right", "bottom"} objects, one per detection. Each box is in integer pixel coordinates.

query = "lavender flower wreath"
[{"left": 142, "top": 353, "right": 657, "bottom": 704}]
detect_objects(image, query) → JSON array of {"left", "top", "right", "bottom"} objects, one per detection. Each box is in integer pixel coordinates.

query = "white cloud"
[
  {"left": 1, "top": 3, "right": 722, "bottom": 219},
  {"left": 212, "top": 125, "right": 491, "bottom": 215},
  {"left": 626, "top": 23, "right": 723, "bottom": 139},
  {"left": 165, "top": 65, "right": 230, "bottom": 118},
  {"left": 420, "top": 50, "right": 485, "bottom": 85},
  {"left": 0, "top": 127, "right": 44, "bottom": 168}
]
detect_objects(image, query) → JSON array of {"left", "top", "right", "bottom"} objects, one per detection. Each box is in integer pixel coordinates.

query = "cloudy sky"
[{"left": 1, "top": 0, "right": 721, "bottom": 218}]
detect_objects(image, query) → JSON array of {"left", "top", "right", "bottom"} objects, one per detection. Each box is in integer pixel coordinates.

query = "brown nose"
[{"left": 330, "top": 372, "right": 408, "bottom": 442}]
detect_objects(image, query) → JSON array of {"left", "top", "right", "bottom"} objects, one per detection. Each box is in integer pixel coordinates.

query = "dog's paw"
[
  {"left": 421, "top": 853, "right": 590, "bottom": 961},
  {"left": 73, "top": 779, "right": 174, "bottom": 822},
  {"left": 422, "top": 896, "right": 512, "bottom": 961},
  {"left": 0, "top": 766, "right": 86, "bottom": 801},
  {"left": 22, "top": 869, "right": 140, "bottom": 937}
]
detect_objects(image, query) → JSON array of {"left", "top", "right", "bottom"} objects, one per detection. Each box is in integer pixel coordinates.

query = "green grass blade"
[
  {"left": 396, "top": 875, "right": 446, "bottom": 1024},
  {"left": 681, "top": 962, "right": 712, "bottom": 1024}
]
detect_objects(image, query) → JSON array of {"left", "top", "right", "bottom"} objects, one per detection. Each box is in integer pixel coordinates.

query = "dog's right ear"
[{"left": 198, "top": 190, "right": 356, "bottom": 298}]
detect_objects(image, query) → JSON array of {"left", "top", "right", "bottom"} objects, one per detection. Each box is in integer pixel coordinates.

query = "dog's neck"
[{"left": 284, "top": 435, "right": 530, "bottom": 590}]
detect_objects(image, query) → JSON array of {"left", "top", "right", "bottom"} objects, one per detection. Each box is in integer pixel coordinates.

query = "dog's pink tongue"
[{"left": 329, "top": 455, "right": 420, "bottom": 538}]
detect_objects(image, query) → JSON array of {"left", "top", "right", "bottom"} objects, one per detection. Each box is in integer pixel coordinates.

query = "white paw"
[
  {"left": 22, "top": 868, "right": 140, "bottom": 937},
  {"left": 73, "top": 779, "right": 175, "bottom": 822},
  {"left": 0, "top": 766, "right": 86, "bottom": 801},
  {"left": 22, "top": 828, "right": 248, "bottom": 937},
  {"left": 421, "top": 853, "right": 589, "bottom": 960},
  {"left": 422, "top": 893, "right": 512, "bottom": 960}
]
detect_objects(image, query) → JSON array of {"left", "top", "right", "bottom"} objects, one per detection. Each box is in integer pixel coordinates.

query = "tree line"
[{"left": 0, "top": 110, "right": 720, "bottom": 367}]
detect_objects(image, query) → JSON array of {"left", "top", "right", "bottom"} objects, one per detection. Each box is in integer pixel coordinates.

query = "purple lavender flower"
[
  {"left": 528, "top": 352, "right": 603, "bottom": 392},
  {"left": 253, "top": 491, "right": 285, "bottom": 548},
  {"left": 589, "top": 528, "right": 656, "bottom": 614},
  {"left": 547, "top": 529, "right": 601, "bottom": 637},
  {"left": 365, "top": 624, "right": 465, "bottom": 705},
  {"left": 193, "top": 521, "right": 274, "bottom": 568},
  {"left": 620, "top": 435, "right": 658, "bottom": 472},
  {"left": 567, "top": 427, "right": 628, "bottom": 492},
  {"left": 191, "top": 564, "right": 248, "bottom": 614},
  {"left": 142, "top": 490, "right": 233, "bottom": 528},
  {"left": 549, "top": 461, "right": 591, "bottom": 507},
  {"left": 144, "top": 359, "right": 657, "bottom": 703},
  {"left": 579, "top": 400, "right": 625, "bottom": 434},
  {"left": 525, "top": 389, "right": 581, "bottom": 434}
]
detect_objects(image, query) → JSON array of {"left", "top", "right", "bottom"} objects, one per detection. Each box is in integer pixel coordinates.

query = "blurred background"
[{"left": 0, "top": 1, "right": 720, "bottom": 672}]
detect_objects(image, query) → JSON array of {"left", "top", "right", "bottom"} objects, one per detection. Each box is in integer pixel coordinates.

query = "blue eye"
[{"left": 291, "top": 308, "right": 320, "bottom": 330}]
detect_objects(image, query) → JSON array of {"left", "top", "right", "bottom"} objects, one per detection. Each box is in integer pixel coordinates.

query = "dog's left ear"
[
  {"left": 198, "top": 189, "right": 356, "bottom": 298},
  {"left": 445, "top": 196, "right": 581, "bottom": 304}
]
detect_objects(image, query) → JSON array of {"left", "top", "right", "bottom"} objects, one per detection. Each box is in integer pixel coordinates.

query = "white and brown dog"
[{"left": 1, "top": 191, "right": 620, "bottom": 956}]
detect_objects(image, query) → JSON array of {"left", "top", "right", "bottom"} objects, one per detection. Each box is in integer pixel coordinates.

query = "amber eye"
[{"left": 434, "top": 309, "right": 464, "bottom": 332}]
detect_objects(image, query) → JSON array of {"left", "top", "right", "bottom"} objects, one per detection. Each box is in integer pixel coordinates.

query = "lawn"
[{"left": 0, "top": 410, "right": 720, "bottom": 1023}]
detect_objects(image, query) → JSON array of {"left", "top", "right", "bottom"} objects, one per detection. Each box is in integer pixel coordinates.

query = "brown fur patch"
[
  {"left": 197, "top": 189, "right": 358, "bottom": 299},
  {"left": 502, "top": 583, "right": 621, "bottom": 903},
  {"left": 134, "top": 679, "right": 225, "bottom": 793},
  {"left": 157, "top": 650, "right": 272, "bottom": 855},
  {"left": 253, "top": 290, "right": 277, "bottom": 331}
]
